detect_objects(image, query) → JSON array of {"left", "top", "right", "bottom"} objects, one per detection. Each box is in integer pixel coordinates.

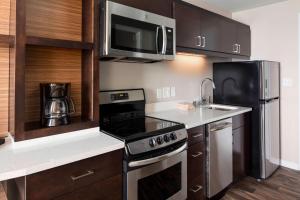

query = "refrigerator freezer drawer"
[{"left": 260, "top": 99, "right": 280, "bottom": 179}]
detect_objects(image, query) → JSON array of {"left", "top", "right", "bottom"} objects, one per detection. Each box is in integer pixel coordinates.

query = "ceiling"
[{"left": 201, "top": 0, "right": 287, "bottom": 12}]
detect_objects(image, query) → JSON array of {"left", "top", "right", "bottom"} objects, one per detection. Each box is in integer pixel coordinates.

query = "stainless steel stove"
[{"left": 99, "top": 89, "right": 188, "bottom": 200}]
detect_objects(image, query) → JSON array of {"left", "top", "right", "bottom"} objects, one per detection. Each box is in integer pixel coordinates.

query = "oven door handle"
[{"left": 128, "top": 142, "right": 187, "bottom": 168}]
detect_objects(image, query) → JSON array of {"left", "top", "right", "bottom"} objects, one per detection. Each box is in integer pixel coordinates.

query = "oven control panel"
[{"left": 127, "top": 129, "right": 188, "bottom": 155}]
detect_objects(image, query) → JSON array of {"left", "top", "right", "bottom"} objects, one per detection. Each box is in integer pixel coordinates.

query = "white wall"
[
  {"left": 233, "top": 0, "right": 300, "bottom": 170},
  {"left": 100, "top": 56, "right": 229, "bottom": 103}
]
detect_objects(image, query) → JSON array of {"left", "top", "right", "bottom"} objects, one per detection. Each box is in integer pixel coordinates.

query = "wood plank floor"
[{"left": 222, "top": 167, "right": 300, "bottom": 200}]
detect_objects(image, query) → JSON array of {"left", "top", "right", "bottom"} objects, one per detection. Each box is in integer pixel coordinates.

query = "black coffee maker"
[{"left": 40, "top": 83, "right": 75, "bottom": 127}]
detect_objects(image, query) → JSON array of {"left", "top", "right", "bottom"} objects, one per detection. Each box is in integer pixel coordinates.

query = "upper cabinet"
[
  {"left": 109, "top": 0, "right": 173, "bottom": 17},
  {"left": 236, "top": 23, "right": 251, "bottom": 56},
  {"left": 174, "top": 1, "right": 202, "bottom": 49},
  {"left": 173, "top": 0, "right": 251, "bottom": 58}
]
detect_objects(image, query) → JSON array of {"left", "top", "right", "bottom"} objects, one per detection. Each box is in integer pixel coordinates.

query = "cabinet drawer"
[
  {"left": 53, "top": 175, "right": 122, "bottom": 200},
  {"left": 187, "top": 126, "right": 205, "bottom": 146},
  {"left": 188, "top": 143, "right": 204, "bottom": 179},
  {"left": 26, "top": 149, "right": 123, "bottom": 200},
  {"left": 187, "top": 175, "right": 205, "bottom": 200}
]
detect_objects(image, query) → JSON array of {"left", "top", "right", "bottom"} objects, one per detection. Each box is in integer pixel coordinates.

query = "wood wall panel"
[
  {"left": 0, "top": 45, "right": 9, "bottom": 137},
  {"left": 25, "top": 46, "right": 82, "bottom": 122},
  {"left": 26, "top": 0, "right": 82, "bottom": 41},
  {"left": 0, "top": 0, "right": 10, "bottom": 35}
]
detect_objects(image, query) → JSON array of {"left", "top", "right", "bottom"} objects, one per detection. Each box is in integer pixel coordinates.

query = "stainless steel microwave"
[{"left": 100, "top": 1, "right": 176, "bottom": 62}]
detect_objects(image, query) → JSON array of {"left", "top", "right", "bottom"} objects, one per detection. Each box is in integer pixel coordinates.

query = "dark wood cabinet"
[
  {"left": 109, "top": 0, "right": 173, "bottom": 17},
  {"left": 220, "top": 18, "right": 237, "bottom": 55},
  {"left": 173, "top": 0, "right": 251, "bottom": 58},
  {"left": 53, "top": 175, "right": 122, "bottom": 200},
  {"left": 173, "top": 1, "right": 201, "bottom": 49},
  {"left": 198, "top": 10, "right": 223, "bottom": 52},
  {"left": 233, "top": 127, "right": 245, "bottom": 182},
  {"left": 232, "top": 114, "right": 250, "bottom": 182},
  {"left": 8, "top": 149, "right": 123, "bottom": 200},
  {"left": 187, "top": 126, "right": 206, "bottom": 200},
  {"left": 237, "top": 23, "right": 251, "bottom": 56}
]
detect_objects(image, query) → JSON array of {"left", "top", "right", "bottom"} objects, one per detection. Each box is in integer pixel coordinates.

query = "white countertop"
[
  {"left": 0, "top": 128, "right": 124, "bottom": 181},
  {"left": 147, "top": 105, "right": 252, "bottom": 129}
]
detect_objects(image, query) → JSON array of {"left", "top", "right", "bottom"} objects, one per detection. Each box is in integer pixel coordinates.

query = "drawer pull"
[
  {"left": 192, "top": 133, "right": 203, "bottom": 138},
  {"left": 190, "top": 185, "right": 203, "bottom": 193},
  {"left": 71, "top": 170, "right": 95, "bottom": 181},
  {"left": 192, "top": 152, "right": 203, "bottom": 158}
]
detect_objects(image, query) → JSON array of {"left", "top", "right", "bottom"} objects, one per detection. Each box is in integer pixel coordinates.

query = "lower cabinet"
[
  {"left": 53, "top": 175, "right": 122, "bottom": 200},
  {"left": 187, "top": 126, "right": 206, "bottom": 200},
  {"left": 232, "top": 114, "right": 250, "bottom": 182},
  {"left": 7, "top": 149, "right": 123, "bottom": 200}
]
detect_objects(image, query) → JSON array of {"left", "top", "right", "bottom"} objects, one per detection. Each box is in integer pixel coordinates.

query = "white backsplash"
[{"left": 100, "top": 56, "right": 229, "bottom": 103}]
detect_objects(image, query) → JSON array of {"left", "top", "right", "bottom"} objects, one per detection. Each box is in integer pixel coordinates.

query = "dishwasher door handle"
[{"left": 210, "top": 123, "right": 232, "bottom": 132}]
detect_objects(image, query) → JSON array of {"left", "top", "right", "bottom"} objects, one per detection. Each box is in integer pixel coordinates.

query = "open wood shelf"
[
  {"left": 0, "top": 34, "right": 14, "bottom": 46},
  {"left": 23, "top": 117, "right": 98, "bottom": 140},
  {"left": 26, "top": 36, "right": 93, "bottom": 50},
  {"left": 10, "top": 0, "right": 100, "bottom": 141}
]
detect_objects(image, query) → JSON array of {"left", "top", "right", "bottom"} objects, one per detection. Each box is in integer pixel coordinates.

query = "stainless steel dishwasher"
[{"left": 206, "top": 118, "right": 233, "bottom": 198}]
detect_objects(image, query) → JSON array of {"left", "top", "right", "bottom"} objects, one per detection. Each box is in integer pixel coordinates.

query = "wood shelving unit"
[
  {"left": 9, "top": 0, "right": 100, "bottom": 141},
  {"left": 26, "top": 36, "right": 93, "bottom": 50},
  {"left": 0, "top": 34, "right": 14, "bottom": 46}
]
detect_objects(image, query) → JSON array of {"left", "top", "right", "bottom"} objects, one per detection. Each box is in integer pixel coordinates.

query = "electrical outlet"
[
  {"left": 156, "top": 88, "right": 162, "bottom": 99},
  {"left": 163, "top": 87, "right": 170, "bottom": 98},
  {"left": 171, "top": 87, "right": 176, "bottom": 97}
]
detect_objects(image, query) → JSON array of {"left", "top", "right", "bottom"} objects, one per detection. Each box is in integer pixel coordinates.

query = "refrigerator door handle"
[{"left": 260, "top": 104, "right": 266, "bottom": 178}]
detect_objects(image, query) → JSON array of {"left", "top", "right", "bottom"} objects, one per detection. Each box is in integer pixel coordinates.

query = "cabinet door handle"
[
  {"left": 192, "top": 133, "right": 203, "bottom": 138},
  {"left": 71, "top": 170, "right": 95, "bottom": 181},
  {"left": 202, "top": 36, "right": 206, "bottom": 48},
  {"left": 233, "top": 44, "right": 238, "bottom": 53},
  {"left": 192, "top": 152, "right": 203, "bottom": 158},
  {"left": 196, "top": 36, "right": 201, "bottom": 47},
  {"left": 190, "top": 185, "right": 203, "bottom": 193}
]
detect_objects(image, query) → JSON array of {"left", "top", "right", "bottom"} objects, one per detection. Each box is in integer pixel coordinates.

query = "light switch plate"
[
  {"left": 163, "top": 87, "right": 170, "bottom": 98},
  {"left": 156, "top": 88, "right": 162, "bottom": 99},
  {"left": 282, "top": 78, "right": 293, "bottom": 87},
  {"left": 171, "top": 87, "right": 176, "bottom": 97}
]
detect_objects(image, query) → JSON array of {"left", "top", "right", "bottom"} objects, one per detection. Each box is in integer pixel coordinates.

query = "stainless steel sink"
[{"left": 202, "top": 104, "right": 238, "bottom": 111}]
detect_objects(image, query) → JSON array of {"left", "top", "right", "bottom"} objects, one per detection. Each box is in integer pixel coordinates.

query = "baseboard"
[{"left": 280, "top": 160, "right": 300, "bottom": 171}]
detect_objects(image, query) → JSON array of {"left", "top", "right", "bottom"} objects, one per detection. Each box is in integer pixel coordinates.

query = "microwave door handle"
[
  {"left": 156, "top": 26, "right": 164, "bottom": 54},
  {"left": 162, "top": 26, "right": 167, "bottom": 55}
]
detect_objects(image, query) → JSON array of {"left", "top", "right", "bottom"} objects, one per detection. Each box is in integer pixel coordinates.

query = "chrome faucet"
[{"left": 194, "top": 78, "right": 216, "bottom": 106}]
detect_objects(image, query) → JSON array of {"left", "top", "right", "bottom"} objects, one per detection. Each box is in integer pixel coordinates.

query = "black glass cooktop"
[{"left": 100, "top": 116, "right": 184, "bottom": 141}]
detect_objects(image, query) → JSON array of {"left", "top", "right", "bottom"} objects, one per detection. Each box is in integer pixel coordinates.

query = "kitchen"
[{"left": 0, "top": 0, "right": 299, "bottom": 199}]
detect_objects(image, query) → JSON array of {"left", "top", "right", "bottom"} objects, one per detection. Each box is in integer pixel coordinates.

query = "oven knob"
[
  {"left": 170, "top": 133, "right": 177, "bottom": 140},
  {"left": 156, "top": 136, "right": 164, "bottom": 145},
  {"left": 164, "top": 134, "right": 170, "bottom": 143},
  {"left": 149, "top": 138, "right": 157, "bottom": 147}
]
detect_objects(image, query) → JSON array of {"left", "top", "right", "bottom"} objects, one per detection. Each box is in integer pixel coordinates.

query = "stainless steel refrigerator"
[{"left": 213, "top": 61, "right": 280, "bottom": 179}]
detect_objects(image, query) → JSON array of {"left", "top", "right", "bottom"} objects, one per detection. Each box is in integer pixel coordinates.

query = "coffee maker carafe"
[{"left": 41, "top": 83, "right": 75, "bottom": 127}]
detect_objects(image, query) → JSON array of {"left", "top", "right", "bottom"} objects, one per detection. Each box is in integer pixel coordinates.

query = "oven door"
[
  {"left": 103, "top": 1, "right": 175, "bottom": 61},
  {"left": 126, "top": 148, "right": 187, "bottom": 200}
]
